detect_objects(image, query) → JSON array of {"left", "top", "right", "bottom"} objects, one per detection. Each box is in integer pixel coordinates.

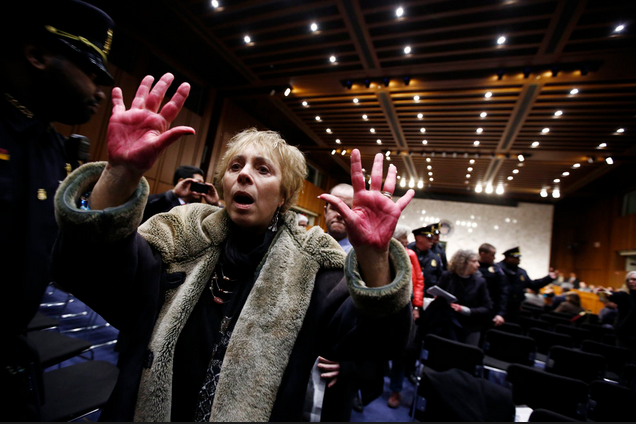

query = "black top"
[
  {"left": 407, "top": 242, "right": 443, "bottom": 289},
  {"left": 478, "top": 262, "right": 508, "bottom": 318},
  {"left": 437, "top": 271, "right": 492, "bottom": 333}
]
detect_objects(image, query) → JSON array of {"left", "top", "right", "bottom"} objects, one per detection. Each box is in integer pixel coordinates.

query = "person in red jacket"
[{"left": 387, "top": 224, "right": 424, "bottom": 408}]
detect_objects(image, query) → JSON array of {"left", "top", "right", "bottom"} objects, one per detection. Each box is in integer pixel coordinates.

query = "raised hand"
[
  {"left": 107, "top": 73, "right": 195, "bottom": 175},
  {"left": 319, "top": 149, "right": 414, "bottom": 251}
]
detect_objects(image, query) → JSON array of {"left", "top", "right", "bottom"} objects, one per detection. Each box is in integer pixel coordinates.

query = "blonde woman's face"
[{"left": 222, "top": 145, "right": 284, "bottom": 233}]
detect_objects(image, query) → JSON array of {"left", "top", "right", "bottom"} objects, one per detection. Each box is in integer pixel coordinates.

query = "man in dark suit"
[
  {"left": 0, "top": 1, "right": 115, "bottom": 420},
  {"left": 430, "top": 223, "right": 448, "bottom": 270},
  {"left": 478, "top": 243, "right": 508, "bottom": 329},
  {"left": 496, "top": 247, "right": 558, "bottom": 323},
  {"left": 141, "top": 165, "right": 219, "bottom": 223}
]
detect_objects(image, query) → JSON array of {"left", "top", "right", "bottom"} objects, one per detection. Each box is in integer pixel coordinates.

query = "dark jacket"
[
  {"left": 609, "top": 289, "right": 636, "bottom": 361},
  {"left": 497, "top": 261, "right": 552, "bottom": 321},
  {"left": 437, "top": 271, "right": 492, "bottom": 334},
  {"left": 478, "top": 262, "right": 508, "bottom": 319},
  {"left": 52, "top": 162, "right": 413, "bottom": 422},
  {"left": 141, "top": 190, "right": 181, "bottom": 223},
  {"left": 407, "top": 243, "right": 444, "bottom": 289}
]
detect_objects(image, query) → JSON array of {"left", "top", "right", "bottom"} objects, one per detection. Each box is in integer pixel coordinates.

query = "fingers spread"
[
  {"left": 145, "top": 73, "right": 175, "bottom": 113},
  {"left": 369, "top": 152, "right": 384, "bottom": 192},
  {"left": 318, "top": 193, "right": 354, "bottom": 224},
  {"left": 382, "top": 164, "right": 397, "bottom": 195},
  {"left": 395, "top": 188, "right": 415, "bottom": 211},
  {"left": 154, "top": 126, "right": 196, "bottom": 153},
  {"left": 131, "top": 75, "right": 155, "bottom": 109}
]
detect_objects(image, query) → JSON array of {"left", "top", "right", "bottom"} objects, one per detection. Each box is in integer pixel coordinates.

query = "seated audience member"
[
  {"left": 597, "top": 292, "right": 618, "bottom": 328},
  {"left": 524, "top": 288, "right": 545, "bottom": 307},
  {"left": 141, "top": 165, "right": 219, "bottom": 223},
  {"left": 52, "top": 74, "right": 415, "bottom": 422},
  {"left": 554, "top": 291, "right": 583, "bottom": 315},
  {"left": 387, "top": 224, "right": 424, "bottom": 409},
  {"left": 438, "top": 249, "right": 492, "bottom": 346},
  {"left": 578, "top": 282, "right": 592, "bottom": 292}
]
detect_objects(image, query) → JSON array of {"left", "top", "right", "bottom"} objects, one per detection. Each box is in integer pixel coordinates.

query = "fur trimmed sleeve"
[
  {"left": 54, "top": 161, "right": 149, "bottom": 243},
  {"left": 344, "top": 238, "right": 412, "bottom": 317}
]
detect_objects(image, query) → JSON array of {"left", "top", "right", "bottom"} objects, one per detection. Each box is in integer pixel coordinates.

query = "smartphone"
[{"left": 190, "top": 181, "right": 210, "bottom": 194}]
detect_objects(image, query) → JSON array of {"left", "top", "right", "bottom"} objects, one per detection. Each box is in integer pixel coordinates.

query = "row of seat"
[{"left": 414, "top": 333, "right": 636, "bottom": 422}]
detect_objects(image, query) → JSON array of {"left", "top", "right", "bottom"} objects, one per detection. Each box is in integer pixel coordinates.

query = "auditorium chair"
[
  {"left": 580, "top": 323, "right": 616, "bottom": 343},
  {"left": 540, "top": 313, "right": 574, "bottom": 329},
  {"left": 581, "top": 340, "right": 631, "bottom": 381},
  {"left": 527, "top": 328, "right": 574, "bottom": 363},
  {"left": 420, "top": 334, "right": 484, "bottom": 377},
  {"left": 518, "top": 316, "right": 550, "bottom": 334},
  {"left": 497, "top": 322, "right": 524, "bottom": 335},
  {"left": 506, "top": 363, "right": 589, "bottom": 421},
  {"left": 544, "top": 345, "right": 606, "bottom": 384},
  {"left": 554, "top": 324, "right": 593, "bottom": 347},
  {"left": 587, "top": 380, "right": 635, "bottom": 422},
  {"left": 27, "top": 330, "right": 93, "bottom": 369},
  {"left": 528, "top": 408, "right": 581, "bottom": 422},
  {"left": 482, "top": 329, "right": 537, "bottom": 372}
]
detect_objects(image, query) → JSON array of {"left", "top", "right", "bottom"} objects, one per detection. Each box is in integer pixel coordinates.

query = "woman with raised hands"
[{"left": 52, "top": 73, "right": 415, "bottom": 422}]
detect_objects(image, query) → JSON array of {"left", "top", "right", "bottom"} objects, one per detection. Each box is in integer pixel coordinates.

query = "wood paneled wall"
[{"left": 551, "top": 194, "right": 635, "bottom": 289}]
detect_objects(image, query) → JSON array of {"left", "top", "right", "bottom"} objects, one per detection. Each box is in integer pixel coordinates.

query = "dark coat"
[
  {"left": 52, "top": 162, "right": 413, "bottom": 422},
  {"left": 497, "top": 261, "right": 552, "bottom": 321},
  {"left": 478, "top": 262, "right": 508, "bottom": 319},
  {"left": 407, "top": 243, "right": 444, "bottom": 289},
  {"left": 141, "top": 190, "right": 181, "bottom": 223},
  {"left": 437, "top": 271, "right": 492, "bottom": 334}
]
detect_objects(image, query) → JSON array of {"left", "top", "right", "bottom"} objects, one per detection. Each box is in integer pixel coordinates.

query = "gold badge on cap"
[
  {"left": 37, "top": 189, "right": 47, "bottom": 200},
  {"left": 488, "top": 266, "right": 495, "bottom": 273},
  {"left": 520, "top": 275, "right": 525, "bottom": 282},
  {"left": 431, "top": 259, "right": 437, "bottom": 267}
]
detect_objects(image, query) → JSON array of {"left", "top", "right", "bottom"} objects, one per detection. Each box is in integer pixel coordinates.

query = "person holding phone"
[{"left": 141, "top": 165, "right": 220, "bottom": 223}]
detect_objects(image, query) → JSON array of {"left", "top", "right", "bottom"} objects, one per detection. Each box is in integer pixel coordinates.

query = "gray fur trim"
[
  {"left": 54, "top": 161, "right": 149, "bottom": 243},
  {"left": 345, "top": 238, "right": 412, "bottom": 317}
]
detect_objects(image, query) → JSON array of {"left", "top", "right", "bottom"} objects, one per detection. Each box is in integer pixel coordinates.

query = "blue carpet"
[{"left": 350, "top": 368, "right": 417, "bottom": 422}]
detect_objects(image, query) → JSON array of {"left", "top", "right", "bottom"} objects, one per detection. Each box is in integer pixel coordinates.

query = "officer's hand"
[
  {"left": 493, "top": 315, "right": 505, "bottom": 326},
  {"left": 548, "top": 267, "right": 559, "bottom": 280}
]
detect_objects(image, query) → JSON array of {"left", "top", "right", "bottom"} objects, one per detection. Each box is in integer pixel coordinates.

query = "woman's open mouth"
[{"left": 233, "top": 192, "right": 255, "bottom": 208}]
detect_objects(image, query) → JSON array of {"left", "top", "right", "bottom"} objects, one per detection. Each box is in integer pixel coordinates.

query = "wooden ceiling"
[{"left": 95, "top": 0, "right": 636, "bottom": 202}]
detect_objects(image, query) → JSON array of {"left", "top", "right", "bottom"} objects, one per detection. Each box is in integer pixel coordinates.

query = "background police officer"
[
  {"left": 478, "top": 243, "right": 508, "bottom": 328},
  {"left": 496, "top": 247, "right": 558, "bottom": 323},
  {"left": 407, "top": 224, "right": 444, "bottom": 290}
]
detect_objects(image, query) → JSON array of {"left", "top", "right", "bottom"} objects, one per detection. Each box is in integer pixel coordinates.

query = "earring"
[{"left": 267, "top": 207, "right": 280, "bottom": 232}]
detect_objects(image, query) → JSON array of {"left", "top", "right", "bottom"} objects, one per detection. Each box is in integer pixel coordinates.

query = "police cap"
[
  {"left": 503, "top": 247, "right": 521, "bottom": 258},
  {"left": 413, "top": 224, "right": 435, "bottom": 238}
]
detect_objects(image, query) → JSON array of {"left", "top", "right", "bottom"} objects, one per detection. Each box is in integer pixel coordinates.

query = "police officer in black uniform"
[
  {"left": 496, "top": 247, "right": 558, "bottom": 323},
  {"left": 477, "top": 243, "right": 508, "bottom": 328},
  {"left": 0, "top": 1, "right": 115, "bottom": 420},
  {"left": 407, "top": 224, "right": 444, "bottom": 290},
  {"left": 430, "top": 223, "right": 448, "bottom": 270}
]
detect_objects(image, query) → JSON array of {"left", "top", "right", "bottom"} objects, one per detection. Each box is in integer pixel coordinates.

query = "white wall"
[{"left": 399, "top": 198, "right": 555, "bottom": 279}]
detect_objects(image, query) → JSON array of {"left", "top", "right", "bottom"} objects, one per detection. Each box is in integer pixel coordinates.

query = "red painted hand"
[{"left": 106, "top": 73, "right": 195, "bottom": 176}]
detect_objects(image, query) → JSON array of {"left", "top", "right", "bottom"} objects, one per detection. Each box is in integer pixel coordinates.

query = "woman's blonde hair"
[
  {"left": 448, "top": 249, "right": 477, "bottom": 275},
  {"left": 215, "top": 128, "right": 307, "bottom": 213}
]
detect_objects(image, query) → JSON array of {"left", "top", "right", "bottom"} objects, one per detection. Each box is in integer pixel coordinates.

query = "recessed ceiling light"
[
  {"left": 420, "top": 128, "right": 426, "bottom": 133},
  {"left": 315, "top": 116, "right": 321, "bottom": 121},
  {"left": 554, "top": 110, "right": 563, "bottom": 117},
  {"left": 476, "top": 128, "right": 483, "bottom": 134},
  {"left": 244, "top": 35, "right": 251, "bottom": 44},
  {"left": 331, "top": 149, "right": 336, "bottom": 155},
  {"left": 598, "top": 142, "right": 607, "bottom": 148},
  {"left": 475, "top": 184, "right": 483, "bottom": 193},
  {"left": 572, "top": 163, "right": 580, "bottom": 168},
  {"left": 427, "top": 165, "right": 432, "bottom": 170},
  {"left": 507, "top": 176, "right": 513, "bottom": 180},
  {"left": 417, "top": 113, "right": 423, "bottom": 119},
  {"left": 396, "top": 7, "right": 404, "bottom": 17},
  {"left": 606, "top": 157, "right": 614, "bottom": 165},
  {"left": 426, "top": 158, "right": 431, "bottom": 162},
  {"left": 417, "top": 180, "right": 424, "bottom": 189},
  {"left": 429, "top": 172, "right": 433, "bottom": 176},
  {"left": 480, "top": 112, "right": 487, "bottom": 118},
  {"left": 512, "top": 169, "right": 519, "bottom": 174},
  {"left": 617, "top": 128, "right": 625, "bottom": 133},
  {"left": 469, "top": 159, "right": 475, "bottom": 164},
  {"left": 370, "top": 128, "right": 375, "bottom": 133},
  {"left": 429, "top": 177, "right": 434, "bottom": 181},
  {"left": 335, "top": 139, "right": 341, "bottom": 144},
  {"left": 496, "top": 184, "right": 504, "bottom": 195},
  {"left": 614, "top": 24, "right": 625, "bottom": 33},
  {"left": 353, "top": 98, "right": 359, "bottom": 104},
  {"left": 376, "top": 139, "right": 382, "bottom": 144},
  {"left": 531, "top": 141, "right": 540, "bottom": 148},
  {"left": 542, "top": 128, "right": 550, "bottom": 134},
  {"left": 497, "top": 36, "right": 506, "bottom": 45},
  {"left": 362, "top": 114, "right": 368, "bottom": 120},
  {"left": 467, "top": 167, "right": 473, "bottom": 172},
  {"left": 485, "top": 184, "right": 493, "bottom": 194},
  {"left": 474, "top": 141, "right": 480, "bottom": 146},
  {"left": 211, "top": 0, "right": 219, "bottom": 8},
  {"left": 562, "top": 171, "right": 570, "bottom": 176},
  {"left": 540, "top": 188, "right": 548, "bottom": 198},
  {"left": 404, "top": 46, "right": 411, "bottom": 54},
  {"left": 422, "top": 140, "right": 428, "bottom": 145},
  {"left": 553, "top": 178, "right": 560, "bottom": 183},
  {"left": 466, "top": 174, "right": 471, "bottom": 178},
  {"left": 414, "top": 95, "right": 420, "bottom": 101},
  {"left": 570, "top": 88, "right": 579, "bottom": 95},
  {"left": 552, "top": 189, "right": 560, "bottom": 198},
  {"left": 518, "top": 154, "right": 525, "bottom": 162},
  {"left": 326, "top": 128, "right": 332, "bottom": 133},
  {"left": 302, "top": 101, "right": 308, "bottom": 107},
  {"left": 485, "top": 92, "right": 492, "bottom": 98},
  {"left": 341, "top": 150, "right": 346, "bottom": 156},
  {"left": 310, "top": 22, "right": 318, "bottom": 32},
  {"left": 329, "top": 55, "right": 336, "bottom": 63}
]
